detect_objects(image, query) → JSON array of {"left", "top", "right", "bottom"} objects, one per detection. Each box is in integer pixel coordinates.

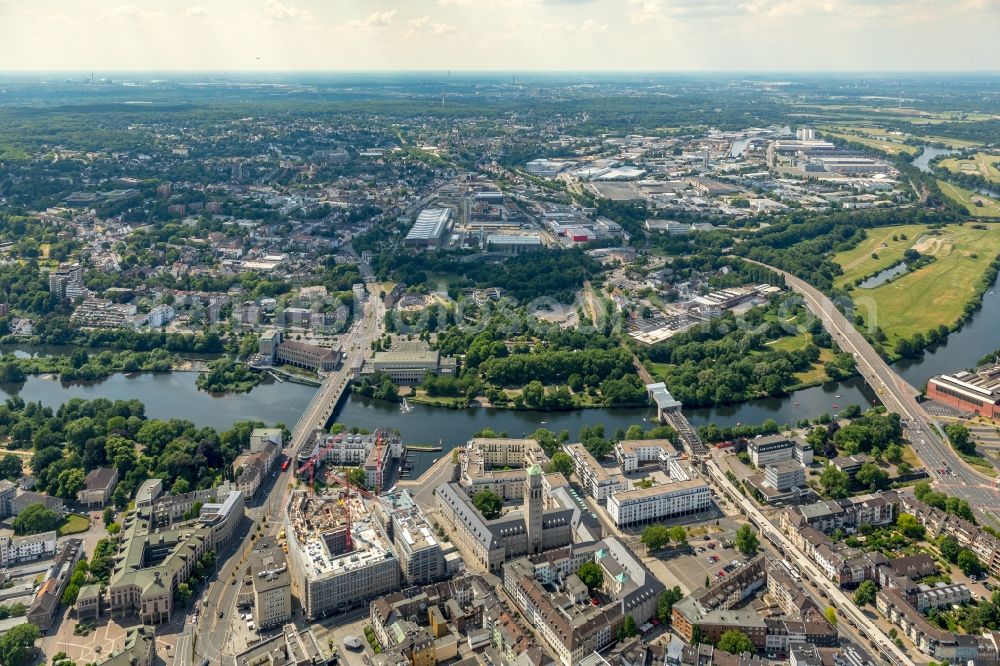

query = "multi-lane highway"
[{"left": 754, "top": 261, "right": 1000, "bottom": 520}]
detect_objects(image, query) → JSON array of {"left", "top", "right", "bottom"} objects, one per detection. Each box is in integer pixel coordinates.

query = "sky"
[{"left": 0, "top": 0, "right": 998, "bottom": 72}]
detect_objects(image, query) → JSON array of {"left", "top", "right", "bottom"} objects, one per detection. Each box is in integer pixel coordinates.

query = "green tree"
[
  {"left": 884, "top": 444, "right": 903, "bottom": 464},
  {"left": 547, "top": 452, "right": 574, "bottom": 478},
  {"left": 957, "top": 550, "right": 983, "bottom": 576},
  {"left": 853, "top": 580, "right": 877, "bottom": 606},
  {"left": 944, "top": 423, "right": 976, "bottom": 456},
  {"left": 938, "top": 535, "right": 961, "bottom": 563},
  {"left": 897, "top": 513, "right": 925, "bottom": 539},
  {"left": 824, "top": 606, "right": 838, "bottom": 626},
  {"left": 472, "top": 490, "right": 503, "bottom": 520},
  {"left": 716, "top": 629, "right": 754, "bottom": 654},
  {"left": 0, "top": 622, "right": 40, "bottom": 666},
  {"left": 668, "top": 525, "right": 687, "bottom": 546},
  {"left": 54, "top": 468, "right": 86, "bottom": 500},
  {"left": 0, "top": 454, "right": 23, "bottom": 480},
  {"left": 174, "top": 582, "right": 192, "bottom": 607},
  {"left": 657, "top": 586, "right": 683, "bottom": 623},
  {"left": 171, "top": 477, "right": 191, "bottom": 495},
  {"left": 734, "top": 524, "right": 759, "bottom": 556},
  {"left": 820, "top": 464, "right": 850, "bottom": 499},
  {"left": 13, "top": 504, "right": 60, "bottom": 535},
  {"left": 641, "top": 525, "right": 671, "bottom": 552},
  {"left": 102, "top": 507, "right": 115, "bottom": 528},
  {"left": 617, "top": 615, "right": 637, "bottom": 641},
  {"left": 521, "top": 380, "right": 545, "bottom": 409},
  {"left": 577, "top": 561, "right": 605, "bottom": 593},
  {"left": 856, "top": 462, "right": 889, "bottom": 491},
  {"left": 346, "top": 467, "right": 367, "bottom": 488}
]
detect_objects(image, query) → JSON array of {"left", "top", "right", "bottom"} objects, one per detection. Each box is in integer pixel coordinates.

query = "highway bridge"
[{"left": 752, "top": 260, "right": 1000, "bottom": 519}]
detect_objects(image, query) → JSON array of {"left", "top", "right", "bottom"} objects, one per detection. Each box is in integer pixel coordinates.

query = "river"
[
  {"left": 912, "top": 145, "right": 958, "bottom": 173},
  {"left": 2, "top": 273, "right": 999, "bottom": 475}
]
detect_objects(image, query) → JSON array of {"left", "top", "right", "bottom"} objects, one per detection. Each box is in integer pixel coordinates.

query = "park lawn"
[
  {"left": 792, "top": 348, "right": 836, "bottom": 386},
  {"left": 859, "top": 224, "right": 1000, "bottom": 344},
  {"left": 833, "top": 224, "right": 929, "bottom": 288},
  {"left": 57, "top": 513, "right": 91, "bottom": 536},
  {"left": 766, "top": 332, "right": 809, "bottom": 353},
  {"left": 765, "top": 334, "right": 835, "bottom": 388},
  {"left": 939, "top": 152, "right": 1000, "bottom": 184},
  {"left": 937, "top": 180, "right": 1000, "bottom": 218}
]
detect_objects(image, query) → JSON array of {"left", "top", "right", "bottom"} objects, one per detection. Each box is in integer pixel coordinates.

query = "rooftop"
[{"left": 405, "top": 208, "right": 451, "bottom": 241}]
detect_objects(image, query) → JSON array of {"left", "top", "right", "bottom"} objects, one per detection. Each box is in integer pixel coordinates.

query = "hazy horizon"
[{"left": 1, "top": 0, "right": 998, "bottom": 72}]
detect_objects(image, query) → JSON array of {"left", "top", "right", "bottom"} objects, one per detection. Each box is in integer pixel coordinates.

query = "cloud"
[
  {"left": 347, "top": 10, "right": 397, "bottom": 30},
  {"left": 264, "top": 0, "right": 310, "bottom": 22},
  {"left": 627, "top": 0, "right": 663, "bottom": 25},
  {"left": 408, "top": 16, "right": 458, "bottom": 36},
  {"left": 184, "top": 6, "right": 210, "bottom": 18},
  {"left": 100, "top": 4, "right": 164, "bottom": 21}
]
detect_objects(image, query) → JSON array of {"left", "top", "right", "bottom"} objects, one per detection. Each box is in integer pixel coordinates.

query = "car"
[
  {"left": 706, "top": 556, "right": 714, "bottom": 562},
  {"left": 232, "top": 579, "right": 237, "bottom": 585},
  {"left": 707, "top": 543, "right": 716, "bottom": 549},
  {"left": 718, "top": 570, "right": 725, "bottom": 577},
  {"left": 218, "top": 611, "right": 224, "bottom": 618},
  {"left": 984, "top": 582, "right": 994, "bottom": 591}
]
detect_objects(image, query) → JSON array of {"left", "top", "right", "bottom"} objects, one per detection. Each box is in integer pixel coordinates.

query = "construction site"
[
  {"left": 283, "top": 488, "right": 401, "bottom": 620},
  {"left": 294, "top": 427, "right": 404, "bottom": 494}
]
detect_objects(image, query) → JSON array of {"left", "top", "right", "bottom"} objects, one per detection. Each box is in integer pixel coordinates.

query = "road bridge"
[{"left": 749, "top": 260, "right": 1000, "bottom": 520}]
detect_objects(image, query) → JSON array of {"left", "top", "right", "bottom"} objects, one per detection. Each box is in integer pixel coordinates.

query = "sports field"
[
  {"left": 853, "top": 224, "right": 1000, "bottom": 343},
  {"left": 938, "top": 180, "right": 1000, "bottom": 218},
  {"left": 939, "top": 152, "right": 1000, "bottom": 184},
  {"left": 832, "top": 224, "right": 929, "bottom": 288}
]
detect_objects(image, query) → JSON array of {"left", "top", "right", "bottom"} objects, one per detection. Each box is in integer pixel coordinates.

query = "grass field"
[
  {"left": 820, "top": 129, "right": 918, "bottom": 155},
  {"left": 832, "top": 224, "right": 929, "bottom": 288},
  {"left": 856, "top": 224, "right": 1000, "bottom": 344},
  {"left": 939, "top": 152, "right": 1000, "bottom": 184},
  {"left": 938, "top": 180, "right": 1000, "bottom": 218},
  {"left": 918, "top": 135, "right": 985, "bottom": 149},
  {"left": 57, "top": 513, "right": 91, "bottom": 536},
  {"left": 763, "top": 333, "right": 836, "bottom": 387}
]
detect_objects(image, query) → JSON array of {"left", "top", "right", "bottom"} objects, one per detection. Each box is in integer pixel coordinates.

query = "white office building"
[{"left": 606, "top": 480, "right": 711, "bottom": 527}]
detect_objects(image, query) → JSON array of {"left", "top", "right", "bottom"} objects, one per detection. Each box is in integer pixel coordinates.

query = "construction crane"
[
  {"left": 374, "top": 429, "right": 384, "bottom": 495},
  {"left": 295, "top": 434, "right": 342, "bottom": 491},
  {"left": 325, "top": 468, "right": 377, "bottom": 553}
]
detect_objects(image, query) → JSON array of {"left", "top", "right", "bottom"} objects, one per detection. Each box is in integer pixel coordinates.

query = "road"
[
  {"left": 288, "top": 281, "right": 386, "bottom": 454},
  {"left": 706, "top": 460, "right": 914, "bottom": 666},
  {"left": 182, "top": 281, "right": 386, "bottom": 666},
  {"left": 752, "top": 261, "right": 1000, "bottom": 521},
  {"left": 756, "top": 532, "right": 881, "bottom": 664}
]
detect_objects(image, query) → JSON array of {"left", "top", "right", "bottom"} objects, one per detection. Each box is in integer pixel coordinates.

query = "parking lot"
[{"left": 635, "top": 516, "right": 751, "bottom": 594}]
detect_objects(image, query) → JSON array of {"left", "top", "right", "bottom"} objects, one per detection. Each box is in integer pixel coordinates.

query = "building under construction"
[
  {"left": 283, "top": 489, "right": 400, "bottom": 620},
  {"left": 295, "top": 428, "right": 404, "bottom": 493}
]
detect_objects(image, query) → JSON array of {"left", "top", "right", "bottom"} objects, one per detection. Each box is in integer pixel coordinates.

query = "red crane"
[
  {"left": 295, "top": 434, "right": 343, "bottom": 492},
  {"left": 374, "top": 429, "right": 384, "bottom": 495}
]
